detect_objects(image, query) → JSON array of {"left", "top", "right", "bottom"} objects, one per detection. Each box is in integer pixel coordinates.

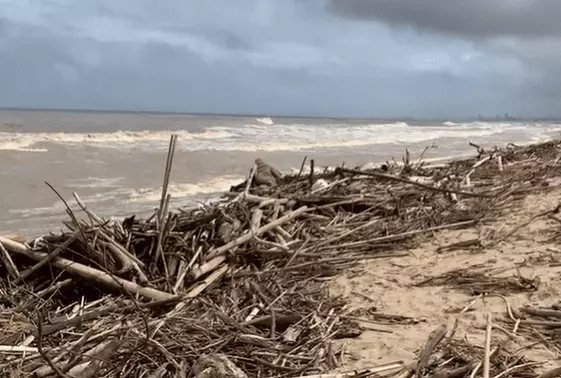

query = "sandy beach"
[
  {"left": 2, "top": 138, "right": 561, "bottom": 377},
  {"left": 331, "top": 185, "right": 561, "bottom": 373}
]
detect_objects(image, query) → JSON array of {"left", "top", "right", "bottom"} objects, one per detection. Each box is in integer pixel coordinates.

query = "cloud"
[
  {"left": 328, "top": 0, "right": 561, "bottom": 38},
  {"left": 328, "top": 0, "right": 561, "bottom": 113},
  {"left": 0, "top": 0, "right": 557, "bottom": 117}
]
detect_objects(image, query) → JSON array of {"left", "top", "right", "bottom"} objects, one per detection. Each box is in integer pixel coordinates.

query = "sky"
[{"left": 0, "top": 0, "right": 559, "bottom": 118}]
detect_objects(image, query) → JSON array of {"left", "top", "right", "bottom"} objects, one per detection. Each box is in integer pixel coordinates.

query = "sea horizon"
[{"left": 2, "top": 106, "right": 561, "bottom": 124}]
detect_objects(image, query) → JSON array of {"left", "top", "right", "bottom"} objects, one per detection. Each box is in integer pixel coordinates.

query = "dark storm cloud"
[
  {"left": 0, "top": 0, "right": 557, "bottom": 117},
  {"left": 327, "top": 0, "right": 561, "bottom": 114},
  {"left": 329, "top": 0, "right": 561, "bottom": 38}
]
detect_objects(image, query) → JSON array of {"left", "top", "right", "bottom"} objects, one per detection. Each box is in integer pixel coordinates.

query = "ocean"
[{"left": 1, "top": 109, "right": 560, "bottom": 237}]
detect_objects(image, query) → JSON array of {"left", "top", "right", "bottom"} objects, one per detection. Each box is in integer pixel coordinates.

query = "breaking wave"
[
  {"left": 0, "top": 129, "right": 233, "bottom": 152},
  {"left": 255, "top": 117, "right": 274, "bottom": 125},
  {"left": 126, "top": 175, "right": 244, "bottom": 203},
  {"left": 1, "top": 121, "right": 560, "bottom": 153}
]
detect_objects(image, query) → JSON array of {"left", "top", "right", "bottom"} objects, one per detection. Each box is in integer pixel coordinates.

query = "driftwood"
[
  {"left": 1, "top": 139, "right": 561, "bottom": 377},
  {"left": 0, "top": 236, "right": 174, "bottom": 302}
]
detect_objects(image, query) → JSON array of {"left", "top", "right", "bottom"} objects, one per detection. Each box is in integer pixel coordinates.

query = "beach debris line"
[
  {"left": 1, "top": 140, "right": 561, "bottom": 376},
  {"left": 414, "top": 265, "right": 540, "bottom": 296}
]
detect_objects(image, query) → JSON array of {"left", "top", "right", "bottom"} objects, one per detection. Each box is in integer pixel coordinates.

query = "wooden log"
[
  {"left": 0, "top": 236, "right": 175, "bottom": 302},
  {"left": 13, "top": 236, "right": 76, "bottom": 284}
]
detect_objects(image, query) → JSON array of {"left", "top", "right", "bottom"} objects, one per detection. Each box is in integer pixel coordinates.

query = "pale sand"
[{"left": 330, "top": 185, "right": 561, "bottom": 372}]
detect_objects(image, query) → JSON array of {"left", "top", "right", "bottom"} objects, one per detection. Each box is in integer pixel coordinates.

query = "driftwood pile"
[{"left": 1, "top": 138, "right": 561, "bottom": 377}]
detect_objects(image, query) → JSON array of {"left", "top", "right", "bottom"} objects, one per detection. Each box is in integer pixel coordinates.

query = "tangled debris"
[
  {"left": 415, "top": 267, "right": 540, "bottom": 296},
  {"left": 411, "top": 323, "right": 540, "bottom": 378},
  {"left": 2, "top": 138, "right": 561, "bottom": 377}
]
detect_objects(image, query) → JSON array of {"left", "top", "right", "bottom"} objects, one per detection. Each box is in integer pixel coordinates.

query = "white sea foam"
[
  {"left": 126, "top": 175, "right": 244, "bottom": 203},
  {"left": 66, "top": 177, "right": 125, "bottom": 189},
  {"left": 255, "top": 116, "right": 274, "bottom": 125},
  {"left": 0, "top": 129, "right": 233, "bottom": 152},
  {"left": 0, "top": 136, "right": 48, "bottom": 152},
  {"left": 8, "top": 190, "right": 125, "bottom": 217},
  {"left": 1, "top": 122, "right": 560, "bottom": 153},
  {"left": 199, "top": 121, "right": 547, "bottom": 152}
]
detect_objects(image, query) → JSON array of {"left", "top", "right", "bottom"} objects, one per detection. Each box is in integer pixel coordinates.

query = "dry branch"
[{"left": 0, "top": 236, "right": 174, "bottom": 301}]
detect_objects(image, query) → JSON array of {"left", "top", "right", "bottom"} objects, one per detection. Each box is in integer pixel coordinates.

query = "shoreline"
[{"left": 1, "top": 138, "right": 561, "bottom": 376}]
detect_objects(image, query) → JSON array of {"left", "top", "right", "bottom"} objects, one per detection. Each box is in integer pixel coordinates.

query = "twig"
[{"left": 483, "top": 313, "right": 492, "bottom": 378}]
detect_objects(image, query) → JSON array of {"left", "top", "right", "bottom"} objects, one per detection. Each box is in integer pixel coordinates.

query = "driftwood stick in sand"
[
  {"left": 205, "top": 206, "right": 308, "bottom": 261},
  {"left": 340, "top": 168, "right": 489, "bottom": 198},
  {"left": 13, "top": 236, "right": 77, "bottom": 284},
  {"left": 0, "top": 236, "right": 175, "bottom": 302}
]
